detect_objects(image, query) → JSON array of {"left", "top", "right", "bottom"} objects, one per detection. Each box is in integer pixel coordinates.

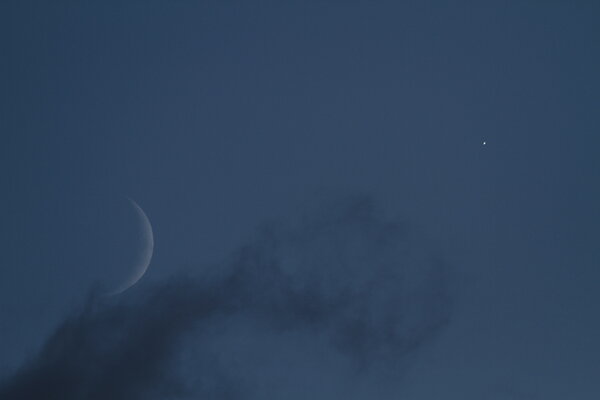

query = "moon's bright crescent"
[{"left": 109, "top": 198, "right": 154, "bottom": 295}]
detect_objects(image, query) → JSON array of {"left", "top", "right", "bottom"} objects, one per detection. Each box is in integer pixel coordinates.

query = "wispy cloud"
[{"left": 0, "top": 195, "right": 452, "bottom": 399}]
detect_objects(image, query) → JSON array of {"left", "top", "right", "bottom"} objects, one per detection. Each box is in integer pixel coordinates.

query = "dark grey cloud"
[{"left": 0, "top": 195, "right": 452, "bottom": 399}]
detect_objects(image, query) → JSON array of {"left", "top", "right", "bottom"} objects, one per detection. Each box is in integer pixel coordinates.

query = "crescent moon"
[{"left": 108, "top": 198, "right": 154, "bottom": 295}]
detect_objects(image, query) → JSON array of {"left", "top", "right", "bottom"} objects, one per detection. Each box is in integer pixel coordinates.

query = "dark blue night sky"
[{"left": 1, "top": 2, "right": 600, "bottom": 399}]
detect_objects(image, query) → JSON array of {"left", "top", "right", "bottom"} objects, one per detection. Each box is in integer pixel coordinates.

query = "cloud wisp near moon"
[{"left": 0, "top": 195, "right": 452, "bottom": 400}]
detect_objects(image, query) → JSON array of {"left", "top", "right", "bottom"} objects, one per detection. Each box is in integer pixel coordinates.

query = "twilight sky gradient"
[{"left": 1, "top": 1, "right": 600, "bottom": 399}]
